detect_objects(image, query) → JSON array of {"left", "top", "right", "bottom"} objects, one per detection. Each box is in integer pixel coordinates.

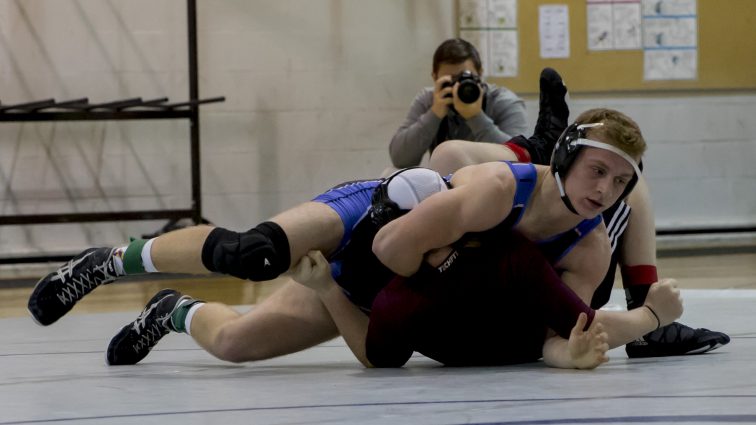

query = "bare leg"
[
  {"left": 29, "top": 198, "right": 346, "bottom": 327},
  {"left": 268, "top": 201, "right": 344, "bottom": 268},
  {"left": 150, "top": 201, "right": 344, "bottom": 275},
  {"left": 151, "top": 225, "right": 215, "bottom": 274},
  {"left": 190, "top": 279, "right": 339, "bottom": 362},
  {"left": 429, "top": 139, "right": 518, "bottom": 176}
]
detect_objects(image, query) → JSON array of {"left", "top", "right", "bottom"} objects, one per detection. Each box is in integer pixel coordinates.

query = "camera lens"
[{"left": 457, "top": 80, "right": 481, "bottom": 103}]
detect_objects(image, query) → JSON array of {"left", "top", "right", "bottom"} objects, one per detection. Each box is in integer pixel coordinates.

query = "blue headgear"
[{"left": 550, "top": 122, "right": 642, "bottom": 215}]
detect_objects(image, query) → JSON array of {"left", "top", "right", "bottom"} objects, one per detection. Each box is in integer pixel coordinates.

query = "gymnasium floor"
[{"left": 1, "top": 252, "right": 755, "bottom": 425}]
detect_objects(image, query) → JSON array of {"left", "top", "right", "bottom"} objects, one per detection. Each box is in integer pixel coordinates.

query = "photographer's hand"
[
  {"left": 453, "top": 82, "right": 484, "bottom": 120},
  {"left": 431, "top": 75, "right": 454, "bottom": 118}
]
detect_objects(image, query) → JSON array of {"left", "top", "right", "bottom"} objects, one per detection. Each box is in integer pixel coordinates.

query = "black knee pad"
[{"left": 201, "top": 222, "right": 291, "bottom": 281}]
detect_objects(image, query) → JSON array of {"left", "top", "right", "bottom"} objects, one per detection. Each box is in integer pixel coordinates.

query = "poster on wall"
[
  {"left": 586, "top": 0, "right": 642, "bottom": 51},
  {"left": 538, "top": 4, "right": 570, "bottom": 59},
  {"left": 642, "top": 0, "right": 698, "bottom": 80},
  {"left": 458, "top": 0, "right": 518, "bottom": 77}
]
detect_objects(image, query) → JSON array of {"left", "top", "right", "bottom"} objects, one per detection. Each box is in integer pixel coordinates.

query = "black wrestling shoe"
[
  {"left": 625, "top": 321, "right": 730, "bottom": 358},
  {"left": 530, "top": 67, "right": 569, "bottom": 164},
  {"left": 107, "top": 289, "right": 189, "bottom": 365},
  {"left": 28, "top": 247, "right": 118, "bottom": 326}
]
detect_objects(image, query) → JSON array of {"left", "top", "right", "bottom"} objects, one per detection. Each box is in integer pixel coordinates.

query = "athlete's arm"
[
  {"left": 541, "top": 277, "right": 681, "bottom": 354},
  {"left": 615, "top": 176, "right": 663, "bottom": 308},
  {"left": 542, "top": 313, "right": 609, "bottom": 369},
  {"left": 557, "top": 225, "right": 612, "bottom": 305},
  {"left": 618, "top": 175, "right": 656, "bottom": 266},
  {"left": 556, "top": 226, "right": 681, "bottom": 348},
  {"left": 289, "top": 251, "right": 372, "bottom": 367},
  {"left": 373, "top": 161, "right": 515, "bottom": 276},
  {"left": 594, "top": 278, "right": 682, "bottom": 348}
]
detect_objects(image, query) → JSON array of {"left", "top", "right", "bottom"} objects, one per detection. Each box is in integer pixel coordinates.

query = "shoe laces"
[
  {"left": 54, "top": 254, "right": 116, "bottom": 306},
  {"left": 53, "top": 251, "right": 94, "bottom": 283},
  {"left": 130, "top": 299, "right": 171, "bottom": 353}
]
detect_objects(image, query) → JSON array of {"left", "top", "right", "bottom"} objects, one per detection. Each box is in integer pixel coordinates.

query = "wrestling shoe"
[
  {"left": 625, "top": 321, "right": 730, "bottom": 358},
  {"left": 28, "top": 247, "right": 118, "bottom": 326},
  {"left": 107, "top": 288, "right": 190, "bottom": 365},
  {"left": 530, "top": 67, "right": 569, "bottom": 164}
]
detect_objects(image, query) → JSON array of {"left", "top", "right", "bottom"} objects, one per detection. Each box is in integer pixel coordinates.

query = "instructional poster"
[
  {"left": 642, "top": 0, "right": 698, "bottom": 80},
  {"left": 458, "top": 0, "right": 518, "bottom": 77},
  {"left": 539, "top": 4, "right": 570, "bottom": 59},
  {"left": 587, "top": 0, "right": 642, "bottom": 51}
]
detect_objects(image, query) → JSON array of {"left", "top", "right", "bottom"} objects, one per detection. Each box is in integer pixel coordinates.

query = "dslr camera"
[{"left": 442, "top": 70, "right": 484, "bottom": 104}]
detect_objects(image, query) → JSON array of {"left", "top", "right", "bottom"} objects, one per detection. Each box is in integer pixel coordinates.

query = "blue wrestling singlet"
[
  {"left": 489, "top": 162, "right": 603, "bottom": 264},
  {"left": 312, "top": 179, "right": 381, "bottom": 251}
]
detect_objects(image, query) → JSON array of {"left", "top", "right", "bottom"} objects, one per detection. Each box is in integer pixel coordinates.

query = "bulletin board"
[{"left": 460, "top": 0, "right": 756, "bottom": 94}]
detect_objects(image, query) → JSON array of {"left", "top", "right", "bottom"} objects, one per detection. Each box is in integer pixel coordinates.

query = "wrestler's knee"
[
  {"left": 429, "top": 140, "right": 471, "bottom": 167},
  {"left": 201, "top": 222, "right": 291, "bottom": 281}
]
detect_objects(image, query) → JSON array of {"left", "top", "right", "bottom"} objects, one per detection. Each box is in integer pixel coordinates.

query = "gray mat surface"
[{"left": 1, "top": 290, "right": 754, "bottom": 425}]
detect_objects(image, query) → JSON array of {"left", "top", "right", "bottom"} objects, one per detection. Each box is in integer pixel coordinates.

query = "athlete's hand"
[
  {"left": 568, "top": 313, "right": 609, "bottom": 369},
  {"left": 643, "top": 278, "right": 683, "bottom": 328},
  {"left": 290, "top": 250, "right": 334, "bottom": 293},
  {"left": 431, "top": 75, "right": 454, "bottom": 118}
]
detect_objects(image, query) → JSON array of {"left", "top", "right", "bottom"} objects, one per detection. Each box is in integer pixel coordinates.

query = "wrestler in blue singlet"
[
  {"left": 309, "top": 164, "right": 608, "bottom": 367},
  {"left": 312, "top": 162, "right": 602, "bottom": 314}
]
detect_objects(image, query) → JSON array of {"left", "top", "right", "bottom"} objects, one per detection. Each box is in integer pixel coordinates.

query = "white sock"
[
  {"left": 141, "top": 238, "right": 158, "bottom": 273},
  {"left": 184, "top": 302, "right": 205, "bottom": 336}
]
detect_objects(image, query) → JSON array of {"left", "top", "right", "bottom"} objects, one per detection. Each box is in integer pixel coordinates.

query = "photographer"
[{"left": 388, "top": 38, "right": 527, "bottom": 169}]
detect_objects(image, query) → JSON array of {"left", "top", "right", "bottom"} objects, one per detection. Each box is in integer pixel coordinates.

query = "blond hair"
[{"left": 574, "top": 108, "right": 646, "bottom": 160}]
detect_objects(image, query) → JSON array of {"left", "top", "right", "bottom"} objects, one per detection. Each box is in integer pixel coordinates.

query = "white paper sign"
[
  {"left": 643, "top": 17, "right": 697, "bottom": 48},
  {"left": 539, "top": 5, "right": 570, "bottom": 58},
  {"left": 488, "top": 0, "right": 517, "bottom": 29},
  {"left": 459, "top": 0, "right": 488, "bottom": 28},
  {"left": 642, "top": 0, "right": 697, "bottom": 80},
  {"left": 588, "top": 1, "right": 641, "bottom": 51},
  {"left": 488, "top": 30, "right": 518, "bottom": 77},
  {"left": 644, "top": 49, "right": 697, "bottom": 79},
  {"left": 613, "top": 3, "right": 642, "bottom": 49},
  {"left": 587, "top": 3, "right": 613, "bottom": 50},
  {"left": 459, "top": 0, "right": 519, "bottom": 77},
  {"left": 642, "top": 0, "right": 697, "bottom": 16}
]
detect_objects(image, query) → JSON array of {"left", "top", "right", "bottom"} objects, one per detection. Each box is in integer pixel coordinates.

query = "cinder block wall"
[{"left": 0, "top": 0, "right": 753, "bottom": 259}]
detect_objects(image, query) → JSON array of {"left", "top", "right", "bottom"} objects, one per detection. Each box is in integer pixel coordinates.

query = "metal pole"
[{"left": 187, "top": 0, "right": 202, "bottom": 224}]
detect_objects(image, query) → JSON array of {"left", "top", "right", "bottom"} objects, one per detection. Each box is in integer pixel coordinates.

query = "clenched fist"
[
  {"left": 643, "top": 278, "right": 683, "bottom": 328},
  {"left": 290, "top": 250, "right": 334, "bottom": 293}
]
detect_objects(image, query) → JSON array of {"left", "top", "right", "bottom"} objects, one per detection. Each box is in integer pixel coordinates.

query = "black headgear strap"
[
  {"left": 550, "top": 122, "right": 642, "bottom": 215},
  {"left": 370, "top": 167, "right": 421, "bottom": 227},
  {"left": 370, "top": 167, "right": 453, "bottom": 227}
]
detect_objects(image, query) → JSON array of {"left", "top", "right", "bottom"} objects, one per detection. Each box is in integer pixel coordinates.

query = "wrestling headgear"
[
  {"left": 371, "top": 167, "right": 449, "bottom": 226},
  {"left": 550, "top": 122, "right": 642, "bottom": 215}
]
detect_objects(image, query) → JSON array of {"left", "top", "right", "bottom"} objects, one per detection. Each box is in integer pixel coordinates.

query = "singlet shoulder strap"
[
  {"left": 541, "top": 215, "right": 603, "bottom": 264},
  {"left": 503, "top": 161, "right": 537, "bottom": 227},
  {"left": 575, "top": 215, "right": 603, "bottom": 240}
]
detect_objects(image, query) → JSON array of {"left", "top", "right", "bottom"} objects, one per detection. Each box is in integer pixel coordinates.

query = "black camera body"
[{"left": 442, "top": 70, "right": 483, "bottom": 104}]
